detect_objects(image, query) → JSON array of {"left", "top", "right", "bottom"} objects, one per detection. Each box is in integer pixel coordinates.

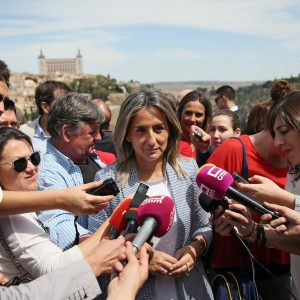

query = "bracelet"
[
  {"left": 256, "top": 224, "right": 266, "bottom": 246},
  {"left": 241, "top": 222, "right": 256, "bottom": 238}
]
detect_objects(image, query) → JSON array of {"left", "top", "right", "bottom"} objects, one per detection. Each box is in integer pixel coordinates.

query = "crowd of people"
[{"left": 0, "top": 57, "right": 300, "bottom": 300}]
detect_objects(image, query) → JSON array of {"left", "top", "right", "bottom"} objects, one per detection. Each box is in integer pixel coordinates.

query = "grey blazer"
[
  {"left": 92, "top": 157, "right": 214, "bottom": 300},
  {"left": 0, "top": 259, "right": 101, "bottom": 300}
]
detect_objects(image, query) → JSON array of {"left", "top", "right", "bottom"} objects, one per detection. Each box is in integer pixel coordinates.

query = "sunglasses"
[{"left": 0, "top": 151, "right": 41, "bottom": 172}]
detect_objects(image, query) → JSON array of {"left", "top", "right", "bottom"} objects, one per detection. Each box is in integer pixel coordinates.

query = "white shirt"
[
  {"left": 0, "top": 212, "right": 83, "bottom": 279},
  {"left": 144, "top": 179, "right": 179, "bottom": 300},
  {"left": 20, "top": 117, "right": 49, "bottom": 156},
  {"left": 285, "top": 171, "right": 300, "bottom": 300},
  {"left": 230, "top": 105, "right": 239, "bottom": 112}
]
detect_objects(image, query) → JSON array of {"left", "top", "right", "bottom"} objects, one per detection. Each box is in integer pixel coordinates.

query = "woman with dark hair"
[
  {"left": 92, "top": 89, "right": 213, "bottom": 300},
  {"left": 0, "top": 127, "right": 124, "bottom": 282},
  {"left": 218, "top": 90, "right": 300, "bottom": 299},
  {"left": 246, "top": 79, "right": 294, "bottom": 136},
  {"left": 264, "top": 91, "right": 300, "bottom": 298},
  {"left": 209, "top": 109, "right": 241, "bottom": 149},
  {"left": 177, "top": 90, "right": 213, "bottom": 166},
  {"left": 270, "top": 79, "right": 294, "bottom": 103},
  {"left": 207, "top": 101, "right": 291, "bottom": 299},
  {"left": 245, "top": 102, "right": 272, "bottom": 135}
]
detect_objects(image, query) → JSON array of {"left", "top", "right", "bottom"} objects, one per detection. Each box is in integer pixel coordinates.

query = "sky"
[{"left": 1, "top": 0, "right": 300, "bottom": 83}]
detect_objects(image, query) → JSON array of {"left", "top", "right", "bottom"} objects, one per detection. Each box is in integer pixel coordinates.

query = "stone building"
[{"left": 38, "top": 49, "right": 83, "bottom": 75}]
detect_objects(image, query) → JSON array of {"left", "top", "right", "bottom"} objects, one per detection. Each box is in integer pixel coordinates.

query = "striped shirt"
[
  {"left": 91, "top": 159, "right": 213, "bottom": 300},
  {"left": 37, "top": 139, "right": 106, "bottom": 250},
  {"left": 20, "top": 117, "right": 49, "bottom": 156}
]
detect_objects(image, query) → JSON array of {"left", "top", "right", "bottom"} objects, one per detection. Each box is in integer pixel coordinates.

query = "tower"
[
  {"left": 38, "top": 49, "right": 46, "bottom": 75},
  {"left": 75, "top": 49, "right": 83, "bottom": 74}
]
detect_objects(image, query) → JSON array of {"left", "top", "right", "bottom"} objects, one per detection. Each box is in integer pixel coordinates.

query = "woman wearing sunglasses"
[{"left": 0, "top": 127, "right": 125, "bottom": 282}]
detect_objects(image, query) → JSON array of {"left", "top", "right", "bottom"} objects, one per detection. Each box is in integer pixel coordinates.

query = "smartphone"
[
  {"left": 193, "top": 130, "right": 202, "bottom": 140},
  {"left": 232, "top": 172, "right": 249, "bottom": 184},
  {"left": 88, "top": 178, "right": 120, "bottom": 196}
]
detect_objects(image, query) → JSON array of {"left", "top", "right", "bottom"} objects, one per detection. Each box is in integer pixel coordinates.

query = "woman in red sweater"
[
  {"left": 207, "top": 128, "right": 290, "bottom": 300},
  {"left": 177, "top": 91, "right": 213, "bottom": 165}
]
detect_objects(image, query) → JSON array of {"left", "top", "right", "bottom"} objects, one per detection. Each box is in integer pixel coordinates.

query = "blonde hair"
[{"left": 114, "top": 89, "right": 186, "bottom": 186}]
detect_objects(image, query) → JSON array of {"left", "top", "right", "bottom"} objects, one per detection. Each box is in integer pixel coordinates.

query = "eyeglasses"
[{"left": 0, "top": 151, "right": 41, "bottom": 172}]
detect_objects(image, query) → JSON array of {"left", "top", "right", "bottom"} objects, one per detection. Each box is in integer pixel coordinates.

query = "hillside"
[
  {"left": 152, "top": 81, "right": 262, "bottom": 94},
  {"left": 151, "top": 75, "right": 300, "bottom": 115}
]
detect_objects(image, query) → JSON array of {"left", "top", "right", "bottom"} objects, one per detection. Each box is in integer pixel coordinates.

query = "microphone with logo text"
[
  {"left": 196, "top": 164, "right": 279, "bottom": 219},
  {"left": 104, "top": 196, "right": 133, "bottom": 240},
  {"left": 131, "top": 195, "right": 175, "bottom": 253},
  {"left": 197, "top": 168, "right": 297, "bottom": 300}
]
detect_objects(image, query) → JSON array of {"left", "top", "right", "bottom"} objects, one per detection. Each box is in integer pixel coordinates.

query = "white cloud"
[
  {"left": 2, "top": 0, "right": 300, "bottom": 81},
  {"left": 1, "top": 0, "right": 300, "bottom": 40}
]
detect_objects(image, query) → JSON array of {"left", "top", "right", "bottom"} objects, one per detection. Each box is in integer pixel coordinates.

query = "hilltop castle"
[{"left": 38, "top": 49, "right": 83, "bottom": 75}]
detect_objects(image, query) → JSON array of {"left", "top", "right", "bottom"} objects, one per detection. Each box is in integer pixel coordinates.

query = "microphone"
[
  {"left": 198, "top": 193, "right": 227, "bottom": 213},
  {"left": 132, "top": 195, "right": 175, "bottom": 252},
  {"left": 198, "top": 193, "right": 243, "bottom": 241},
  {"left": 196, "top": 164, "right": 279, "bottom": 219},
  {"left": 124, "top": 183, "right": 149, "bottom": 235},
  {"left": 105, "top": 196, "right": 132, "bottom": 240}
]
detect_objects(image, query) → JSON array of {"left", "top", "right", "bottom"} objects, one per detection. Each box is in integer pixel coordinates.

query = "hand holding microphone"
[
  {"left": 217, "top": 199, "right": 257, "bottom": 238},
  {"left": 108, "top": 241, "right": 149, "bottom": 300},
  {"left": 261, "top": 202, "right": 300, "bottom": 237},
  {"left": 196, "top": 164, "right": 280, "bottom": 219},
  {"left": 110, "top": 195, "right": 175, "bottom": 279},
  {"left": 198, "top": 186, "right": 257, "bottom": 238},
  {"left": 236, "top": 175, "right": 296, "bottom": 209},
  {"left": 198, "top": 193, "right": 236, "bottom": 237},
  {"left": 133, "top": 195, "right": 176, "bottom": 277}
]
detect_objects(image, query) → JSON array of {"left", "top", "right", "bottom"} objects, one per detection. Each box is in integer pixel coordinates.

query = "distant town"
[
  {"left": 9, "top": 50, "right": 139, "bottom": 120},
  {"left": 8, "top": 50, "right": 278, "bottom": 127}
]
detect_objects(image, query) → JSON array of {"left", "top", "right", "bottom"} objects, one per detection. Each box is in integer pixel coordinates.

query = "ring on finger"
[
  {"left": 185, "top": 263, "right": 190, "bottom": 276},
  {"left": 185, "top": 263, "right": 189, "bottom": 272}
]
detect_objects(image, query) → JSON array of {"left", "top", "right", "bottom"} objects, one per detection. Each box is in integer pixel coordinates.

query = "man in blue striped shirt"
[{"left": 38, "top": 93, "right": 110, "bottom": 250}]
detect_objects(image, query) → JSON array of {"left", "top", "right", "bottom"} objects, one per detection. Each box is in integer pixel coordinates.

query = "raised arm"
[
  {"left": 0, "top": 181, "right": 112, "bottom": 216},
  {"left": 236, "top": 175, "right": 295, "bottom": 208}
]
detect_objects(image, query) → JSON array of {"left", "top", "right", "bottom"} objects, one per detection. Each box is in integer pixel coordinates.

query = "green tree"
[{"left": 70, "top": 75, "right": 124, "bottom": 100}]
